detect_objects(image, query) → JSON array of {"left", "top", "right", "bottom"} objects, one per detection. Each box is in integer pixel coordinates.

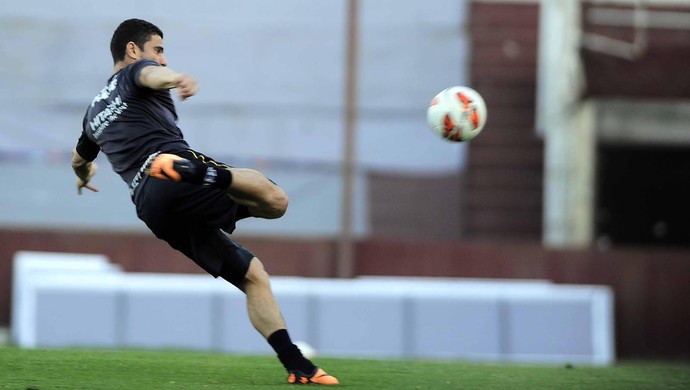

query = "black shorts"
[{"left": 132, "top": 150, "right": 254, "bottom": 287}]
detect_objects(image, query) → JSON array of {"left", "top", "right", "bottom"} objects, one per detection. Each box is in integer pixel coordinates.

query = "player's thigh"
[
  {"left": 137, "top": 177, "right": 247, "bottom": 233},
  {"left": 227, "top": 168, "right": 284, "bottom": 200}
]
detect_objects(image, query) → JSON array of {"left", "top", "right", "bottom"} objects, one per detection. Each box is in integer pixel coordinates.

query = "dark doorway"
[{"left": 596, "top": 145, "right": 690, "bottom": 246}]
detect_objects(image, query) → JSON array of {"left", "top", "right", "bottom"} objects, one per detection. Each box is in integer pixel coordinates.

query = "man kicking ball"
[{"left": 72, "top": 18, "right": 338, "bottom": 385}]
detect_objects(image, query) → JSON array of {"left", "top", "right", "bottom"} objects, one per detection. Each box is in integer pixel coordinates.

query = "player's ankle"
[
  {"left": 174, "top": 159, "right": 232, "bottom": 190},
  {"left": 205, "top": 166, "right": 233, "bottom": 190}
]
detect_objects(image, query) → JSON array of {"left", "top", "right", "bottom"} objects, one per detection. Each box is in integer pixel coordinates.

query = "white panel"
[
  {"left": 0, "top": 0, "right": 347, "bottom": 161},
  {"left": 0, "top": 0, "right": 472, "bottom": 231},
  {"left": 315, "top": 294, "right": 406, "bottom": 357},
  {"left": 359, "top": 0, "right": 469, "bottom": 109},
  {"left": 411, "top": 297, "right": 502, "bottom": 359},
  {"left": 0, "top": 160, "right": 368, "bottom": 236},
  {"left": 123, "top": 291, "right": 216, "bottom": 350},
  {"left": 119, "top": 274, "right": 223, "bottom": 350},
  {"left": 13, "top": 255, "right": 616, "bottom": 365},
  {"left": 11, "top": 251, "right": 119, "bottom": 347},
  {"left": 35, "top": 289, "right": 120, "bottom": 348},
  {"left": 0, "top": 0, "right": 469, "bottom": 171}
]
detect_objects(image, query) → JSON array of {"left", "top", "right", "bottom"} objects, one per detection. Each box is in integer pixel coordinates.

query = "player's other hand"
[
  {"left": 176, "top": 74, "right": 198, "bottom": 100},
  {"left": 77, "top": 162, "right": 99, "bottom": 195}
]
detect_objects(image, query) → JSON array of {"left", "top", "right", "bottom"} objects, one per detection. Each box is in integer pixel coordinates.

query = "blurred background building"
[{"left": 0, "top": 0, "right": 689, "bottom": 359}]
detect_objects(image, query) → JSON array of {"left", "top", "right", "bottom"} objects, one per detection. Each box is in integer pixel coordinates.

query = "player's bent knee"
[
  {"left": 264, "top": 189, "right": 288, "bottom": 219},
  {"left": 253, "top": 186, "right": 287, "bottom": 219}
]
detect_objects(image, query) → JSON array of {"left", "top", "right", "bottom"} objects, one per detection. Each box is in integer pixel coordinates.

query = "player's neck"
[
  {"left": 113, "top": 62, "right": 126, "bottom": 74},
  {"left": 113, "top": 58, "right": 136, "bottom": 74}
]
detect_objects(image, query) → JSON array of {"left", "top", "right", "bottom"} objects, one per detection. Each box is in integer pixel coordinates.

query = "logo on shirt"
[
  {"left": 91, "top": 77, "right": 118, "bottom": 107},
  {"left": 89, "top": 76, "right": 129, "bottom": 139},
  {"left": 90, "top": 94, "right": 128, "bottom": 139}
]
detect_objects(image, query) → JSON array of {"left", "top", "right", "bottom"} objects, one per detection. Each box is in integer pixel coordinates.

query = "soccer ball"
[{"left": 426, "top": 86, "right": 487, "bottom": 142}]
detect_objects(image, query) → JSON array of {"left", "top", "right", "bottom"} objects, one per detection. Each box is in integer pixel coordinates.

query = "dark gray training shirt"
[{"left": 76, "top": 59, "right": 189, "bottom": 184}]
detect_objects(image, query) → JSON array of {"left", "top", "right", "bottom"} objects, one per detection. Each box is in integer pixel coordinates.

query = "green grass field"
[{"left": 0, "top": 348, "right": 688, "bottom": 390}]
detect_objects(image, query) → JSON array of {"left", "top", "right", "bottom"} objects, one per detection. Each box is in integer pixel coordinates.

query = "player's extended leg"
[
  {"left": 136, "top": 171, "right": 334, "bottom": 384},
  {"left": 233, "top": 258, "right": 339, "bottom": 385},
  {"left": 147, "top": 153, "right": 288, "bottom": 219},
  {"left": 238, "top": 257, "right": 286, "bottom": 337}
]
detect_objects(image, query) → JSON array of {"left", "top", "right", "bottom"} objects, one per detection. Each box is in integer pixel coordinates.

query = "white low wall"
[{"left": 11, "top": 251, "right": 615, "bottom": 365}]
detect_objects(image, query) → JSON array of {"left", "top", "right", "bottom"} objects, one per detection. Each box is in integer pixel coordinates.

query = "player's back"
[{"left": 83, "top": 59, "right": 189, "bottom": 184}]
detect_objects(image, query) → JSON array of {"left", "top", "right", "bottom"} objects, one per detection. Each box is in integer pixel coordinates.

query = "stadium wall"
[
  {"left": 1, "top": 228, "right": 689, "bottom": 358},
  {"left": 464, "top": 1, "right": 544, "bottom": 240}
]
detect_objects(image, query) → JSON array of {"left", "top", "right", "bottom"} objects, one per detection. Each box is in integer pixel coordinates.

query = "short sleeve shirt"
[{"left": 78, "top": 59, "right": 189, "bottom": 184}]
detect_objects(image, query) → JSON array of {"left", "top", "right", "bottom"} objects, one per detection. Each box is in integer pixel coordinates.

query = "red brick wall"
[
  {"left": 581, "top": 2, "right": 690, "bottom": 98},
  {"left": 368, "top": 172, "right": 464, "bottom": 240},
  {"left": 465, "top": 2, "right": 544, "bottom": 240}
]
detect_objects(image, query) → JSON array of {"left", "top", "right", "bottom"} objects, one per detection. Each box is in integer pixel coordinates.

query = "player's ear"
[{"left": 125, "top": 41, "right": 140, "bottom": 60}]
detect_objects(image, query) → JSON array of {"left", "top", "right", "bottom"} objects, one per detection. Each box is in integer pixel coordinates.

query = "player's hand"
[
  {"left": 76, "top": 162, "right": 99, "bottom": 195},
  {"left": 77, "top": 181, "right": 99, "bottom": 195},
  {"left": 176, "top": 74, "right": 198, "bottom": 100}
]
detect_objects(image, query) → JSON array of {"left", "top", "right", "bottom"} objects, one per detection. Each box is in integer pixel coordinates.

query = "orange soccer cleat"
[
  {"left": 287, "top": 367, "right": 339, "bottom": 385},
  {"left": 146, "top": 153, "right": 197, "bottom": 182}
]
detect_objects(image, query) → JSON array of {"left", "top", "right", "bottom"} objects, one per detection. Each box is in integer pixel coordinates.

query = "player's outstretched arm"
[
  {"left": 71, "top": 149, "right": 99, "bottom": 195},
  {"left": 138, "top": 65, "right": 198, "bottom": 100}
]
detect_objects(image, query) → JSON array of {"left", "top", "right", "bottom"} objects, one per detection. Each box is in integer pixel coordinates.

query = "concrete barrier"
[
  {"left": 11, "top": 251, "right": 121, "bottom": 348},
  {"left": 11, "top": 251, "right": 615, "bottom": 365}
]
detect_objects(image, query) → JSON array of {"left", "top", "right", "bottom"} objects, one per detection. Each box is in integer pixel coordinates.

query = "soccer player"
[{"left": 71, "top": 18, "right": 338, "bottom": 386}]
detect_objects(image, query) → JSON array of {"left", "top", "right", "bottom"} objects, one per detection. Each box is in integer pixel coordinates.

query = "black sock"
[
  {"left": 267, "top": 329, "right": 316, "bottom": 373},
  {"left": 177, "top": 159, "right": 233, "bottom": 190},
  {"left": 202, "top": 166, "right": 233, "bottom": 190}
]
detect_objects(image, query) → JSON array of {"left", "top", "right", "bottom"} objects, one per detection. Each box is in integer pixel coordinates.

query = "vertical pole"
[
  {"left": 338, "top": 0, "right": 359, "bottom": 278},
  {"left": 539, "top": 0, "right": 593, "bottom": 248}
]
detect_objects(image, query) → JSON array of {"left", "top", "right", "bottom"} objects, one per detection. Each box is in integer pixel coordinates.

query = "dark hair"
[{"left": 110, "top": 18, "right": 164, "bottom": 64}]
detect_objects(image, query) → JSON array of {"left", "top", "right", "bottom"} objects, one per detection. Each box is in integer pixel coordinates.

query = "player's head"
[{"left": 110, "top": 18, "right": 167, "bottom": 66}]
